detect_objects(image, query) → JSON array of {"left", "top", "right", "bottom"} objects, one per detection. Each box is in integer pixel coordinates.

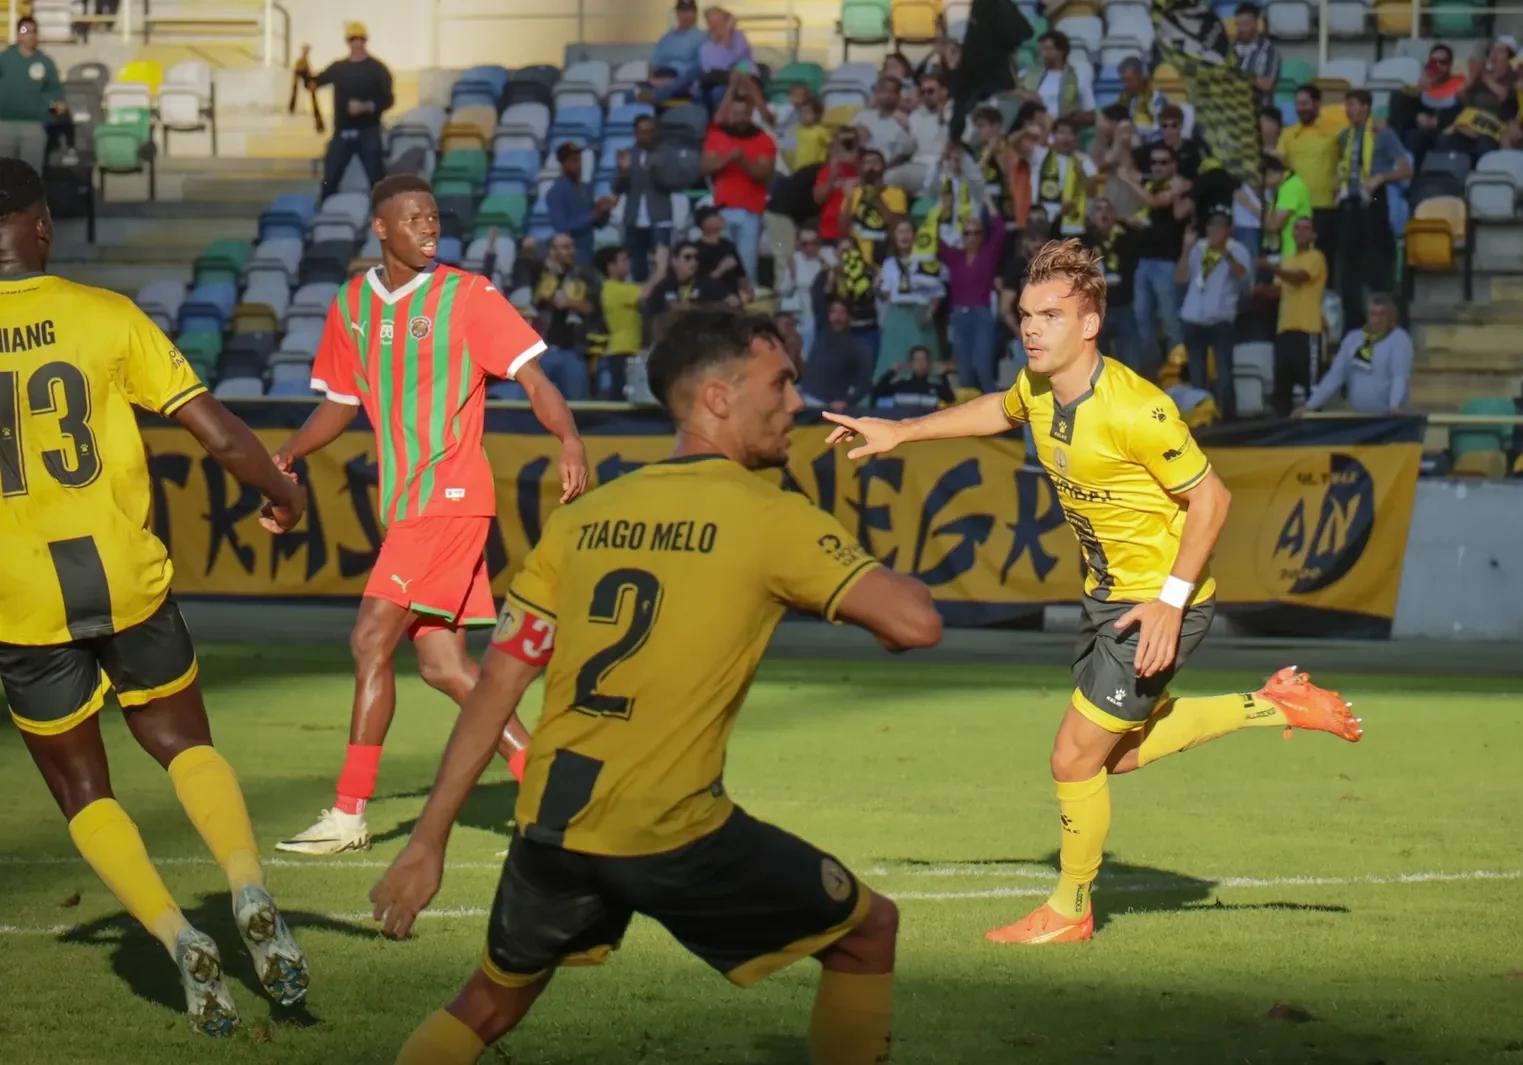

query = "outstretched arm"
[
  {"left": 174, "top": 394, "right": 307, "bottom": 533},
  {"left": 821, "top": 391, "right": 1015, "bottom": 458},
  {"left": 834, "top": 567, "right": 942, "bottom": 651},
  {"left": 369, "top": 646, "right": 545, "bottom": 939},
  {"left": 273, "top": 398, "right": 362, "bottom": 469},
  {"left": 515, "top": 358, "right": 589, "bottom": 501}
]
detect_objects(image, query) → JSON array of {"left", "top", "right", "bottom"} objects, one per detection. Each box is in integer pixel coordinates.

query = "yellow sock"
[
  {"left": 1134, "top": 693, "right": 1287, "bottom": 769},
  {"left": 808, "top": 970, "right": 894, "bottom": 1065},
  {"left": 167, "top": 746, "right": 264, "bottom": 895},
  {"left": 1046, "top": 770, "right": 1110, "bottom": 920},
  {"left": 68, "top": 798, "right": 188, "bottom": 952},
  {"left": 395, "top": 1009, "right": 485, "bottom": 1065}
]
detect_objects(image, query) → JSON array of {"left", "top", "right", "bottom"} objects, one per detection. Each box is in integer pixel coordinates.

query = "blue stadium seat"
[
  {"left": 435, "top": 235, "right": 463, "bottom": 265},
  {"left": 258, "top": 193, "right": 317, "bottom": 242},
  {"left": 179, "top": 280, "right": 237, "bottom": 333},
  {"left": 551, "top": 105, "right": 603, "bottom": 145},
  {"left": 489, "top": 147, "right": 541, "bottom": 188},
  {"left": 606, "top": 101, "right": 654, "bottom": 138}
]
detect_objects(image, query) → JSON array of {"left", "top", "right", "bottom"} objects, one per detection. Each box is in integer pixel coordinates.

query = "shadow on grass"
[
  {"left": 369, "top": 779, "right": 519, "bottom": 847},
  {"left": 886, "top": 853, "right": 1350, "bottom": 933},
  {"left": 57, "top": 895, "right": 374, "bottom": 1023}
]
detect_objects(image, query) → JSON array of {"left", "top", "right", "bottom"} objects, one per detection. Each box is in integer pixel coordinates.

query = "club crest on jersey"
[
  {"left": 1053, "top": 447, "right": 1069, "bottom": 474},
  {"left": 409, "top": 315, "right": 432, "bottom": 340},
  {"left": 380, "top": 320, "right": 394, "bottom": 342},
  {"left": 820, "top": 859, "right": 853, "bottom": 902}
]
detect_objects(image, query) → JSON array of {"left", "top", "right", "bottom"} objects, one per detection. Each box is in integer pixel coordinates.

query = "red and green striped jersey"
[{"left": 311, "top": 265, "right": 545, "bottom": 525}]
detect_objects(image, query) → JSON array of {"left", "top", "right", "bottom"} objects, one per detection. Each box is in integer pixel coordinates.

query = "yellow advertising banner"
[{"left": 141, "top": 409, "right": 1423, "bottom": 636}]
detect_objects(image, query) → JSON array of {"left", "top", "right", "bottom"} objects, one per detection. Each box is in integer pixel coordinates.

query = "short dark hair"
[
  {"left": 1159, "top": 104, "right": 1185, "bottom": 124},
  {"left": 0, "top": 157, "right": 46, "bottom": 219},
  {"left": 1263, "top": 154, "right": 1286, "bottom": 174},
  {"left": 694, "top": 204, "right": 721, "bottom": 227},
  {"left": 1118, "top": 56, "right": 1146, "bottom": 77},
  {"left": 556, "top": 141, "right": 582, "bottom": 162},
  {"left": 1347, "top": 88, "right": 1374, "bottom": 108},
  {"left": 861, "top": 148, "right": 886, "bottom": 166},
  {"left": 646, "top": 309, "right": 783, "bottom": 414},
  {"left": 919, "top": 70, "right": 948, "bottom": 90},
  {"left": 972, "top": 104, "right": 1003, "bottom": 126},
  {"left": 1013, "top": 100, "right": 1047, "bottom": 130},
  {"left": 1235, "top": 3, "right": 1261, "bottom": 15},
  {"left": 1100, "top": 102, "right": 1129, "bottom": 123},
  {"left": 1040, "top": 30, "right": 1071, "bottom": 57},
  {"left": 634, "top": 114, "right": 656, "bottom": 129},
  {"left": 1053, "top": 117, "right": 1077, "bottom": 135},
  {"left": 1297, "top": 82, "right": 1322, "bottom": 102},
  {"left": 370, "top": 173, "right": 432, "bottom": 212},
  {"left": 672, "top": 240, "right": 700, "bottom": 261},
  {"left": 594, "top": 245, "right": 627, "bottom": 274}
]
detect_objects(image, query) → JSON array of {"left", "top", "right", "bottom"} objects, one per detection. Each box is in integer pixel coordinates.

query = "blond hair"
[{"left": 1023, "top": 238, "right": 1108, "bottom": 322}]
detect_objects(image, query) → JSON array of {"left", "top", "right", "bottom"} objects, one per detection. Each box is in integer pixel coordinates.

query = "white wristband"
[{"left": 1159, "top": 576, "right": 1194, "bottom": 609}]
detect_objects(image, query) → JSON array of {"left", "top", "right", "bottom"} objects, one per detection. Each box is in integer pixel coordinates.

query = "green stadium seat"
[
  {"left": 841, "top": 0, "right": 891, "bottom": 57},
  {"left": 769, "top": 61, "right": 824, "bottom": 101},
  {"left": 194, "top": 239, "right": 252, "bottom": 287},
  {"left": 1450, "top": 397, "right": 1516, "bottom": 459},
  {"left": 1430, "top": 0, "right": 1485, "bottom": 37},
  {"left": 433, "top": 149, "right": 488, "bottom": 191},
  {"left": 1279, "top": 58, "right": 1315, "bottom": 93},
  {"left": 174, "top": 329, "right": 223, "bottom": 380},
  {"left": 94, "top": 116, "right": 156, "bottom": 200},
  {"left": 473, "top": 192, "right": 528, "bottom": 237}
]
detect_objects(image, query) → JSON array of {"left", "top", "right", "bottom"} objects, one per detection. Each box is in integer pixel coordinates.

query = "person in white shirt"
[
  {"left": 889, "top": 70, "right": 951, "bottom": 193},
  {"left": 1027, "top": 118, "right": 1098, "bottom": 235},
  {"left": 779, "top": 226, "right": 835, "bottom": 354},
  {"left": 854, "top": 76, "right": 918, "bottom": 180},
  {"left": 1297, "top": 294, "right": 1413, "bottom": 415},
  {"left": 1015, "top": 30, "right": 1096, "bottom": 128}
]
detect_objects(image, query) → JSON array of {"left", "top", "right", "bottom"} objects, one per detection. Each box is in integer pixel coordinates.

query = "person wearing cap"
[
  {"left": 649, "top": 0, "right": 705, "bottom": 103},
  {"left": 0, "top": 17, "right": 64, "bottom": 174},
  {"left": 547, "top": 141, "right": 615, "bottom": 267},
  {"left": 1176, "top": 209, "right": 1251, "bottom": 419},
  {"left": 309, "top": 21, "right": 393, "bottom": 199}
]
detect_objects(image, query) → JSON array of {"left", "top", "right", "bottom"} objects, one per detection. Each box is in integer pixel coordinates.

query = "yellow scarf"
[
  {"left": 1355, "top": 329, "right": 1386, "bottom": 365},
  {"left": 1038, "top": 150, "right": 1086, "bottom": 233},
  {"left": 1199, "top": 245, "right": 1224, "bottom": 284},
  {"left": 1337, "top": 123, "right": 1375, "bottom": 191},
  {"left": 1097, "top": 224, "right": 1124, "bottom": 283},
  {"left": 1129, "top": 88, "right": 1155, "bottom": 128}
]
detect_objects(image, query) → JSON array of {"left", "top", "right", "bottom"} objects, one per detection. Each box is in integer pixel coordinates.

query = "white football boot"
[
  {"left": 234, "top": 884, "right": 310, "bottom": 1006},
  {"left": 275, "top": 808, "right": 371, "bottom": 855},
  {"left": 174, "top": 927, "right": 240, "bottom": 1036}
]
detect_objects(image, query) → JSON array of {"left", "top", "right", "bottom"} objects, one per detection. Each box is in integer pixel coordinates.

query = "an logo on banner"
[{"left": 1260, "top": 452, "right": 1375, "bottom": 594}]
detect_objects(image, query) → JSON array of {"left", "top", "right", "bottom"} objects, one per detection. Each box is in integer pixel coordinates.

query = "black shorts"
[
  {"left": 0, "top": 595, "right": 198, "bottom": 737},
  {"left": 483, "top": 807, "right": 871, "bottom": 990},
  {"left": 1071, "top": 594, "right": 1215, "bottom": 732}
]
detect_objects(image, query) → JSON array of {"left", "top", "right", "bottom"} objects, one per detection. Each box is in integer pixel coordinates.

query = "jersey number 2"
[
  {"left": 0, "top": 364, "right": 102, "bottom": 496},
  {"left": 571, "top": 568, "right": 663, "bottom": 720}
]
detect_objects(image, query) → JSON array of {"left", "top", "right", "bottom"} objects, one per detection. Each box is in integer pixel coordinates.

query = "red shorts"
[{"left": 364, "top": 516, "right": 498, "bottom": 635}]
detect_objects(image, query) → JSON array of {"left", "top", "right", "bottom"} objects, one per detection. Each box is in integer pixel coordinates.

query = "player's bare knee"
[
  {"left": 1050, "top": 738, "right": 1096, "bottom": 781},
  {"left": 349, "top": 619, "right": 396, "bottom": 672},
  {"left": 453, "top": 969, "right": 545, "bottom": 1041},
  {"left": 417, "top": 658, "right": 472, "bottom": 701},
  {"left": 821, "top": 892, "right": 898, "bottom": 973}
]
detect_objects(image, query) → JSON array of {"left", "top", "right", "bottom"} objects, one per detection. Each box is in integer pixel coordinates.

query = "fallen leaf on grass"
[{"left": 60, "top": 892, "right": 80, "bottom": 908}]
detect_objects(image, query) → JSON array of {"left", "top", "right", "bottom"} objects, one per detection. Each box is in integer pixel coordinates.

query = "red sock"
[
  {"left": 335, "top": 744, "right": 383, "bottom": 815},
  {"left": 505, "top": 748, "right": 527, "bottom": 783}
]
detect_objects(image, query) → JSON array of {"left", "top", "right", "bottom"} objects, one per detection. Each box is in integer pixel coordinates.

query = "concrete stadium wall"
[
  {"left": 1393, "top": 480, "right": 1523, "bottom": 640},
  {"left": 288, "top": 0, "right": 672, "bottom": 73}
]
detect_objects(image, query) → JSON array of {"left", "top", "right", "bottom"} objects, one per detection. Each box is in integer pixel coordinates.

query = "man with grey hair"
[{"left": 1296, "top": 294, "right": 1412, "bottom": 415}]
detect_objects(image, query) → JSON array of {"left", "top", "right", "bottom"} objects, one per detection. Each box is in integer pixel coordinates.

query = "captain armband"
[{"left": 491, "top": 602, "right": 557, "bottom": 667}]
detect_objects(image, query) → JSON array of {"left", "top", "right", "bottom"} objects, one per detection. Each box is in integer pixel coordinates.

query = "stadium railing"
[{"left": 4, "top": 0, "right": 292, "bottom": 68}]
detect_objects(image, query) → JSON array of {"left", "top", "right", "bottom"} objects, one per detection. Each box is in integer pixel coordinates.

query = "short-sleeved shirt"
[
  {"left": 1276, "top": 248, "right": 1327, "bottom": 335},
  {"left": 814, "top": 161, "right": 859, "bottom": 241},
  {"left": 1277, "top": 123, "right": 1340, "bottom": 209},
  {"left": 311, "top": 264, "right": 545, "bottom": 525},
  {"left": 1272, "top": 173, "right": 1313, "bottom": 257},
  {"left": 1001, "top": 358, "right": 1216, "bottom": 605},
  {"left": 844, "top": 184, "right": 908, "bottom": 263},
  {"left": 0, "top": 275, "right": 207, "bottom": 645},
  {"left": 503, "top": 455, "right": 880, "bottom": 856},
  {"left": 703, "top": 124, "right": 776, "bottom": 215},
  {"left": 600, "top": 278, "right": 643, "bottom": 356}
]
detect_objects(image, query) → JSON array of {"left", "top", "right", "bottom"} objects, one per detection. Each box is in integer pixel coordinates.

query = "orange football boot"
[
  {"left": 1257, "top": 666, "right": 1364, "bottom": 742},
  {"left": 984, "top": 904, "right": 1094, "bottom": 945}
]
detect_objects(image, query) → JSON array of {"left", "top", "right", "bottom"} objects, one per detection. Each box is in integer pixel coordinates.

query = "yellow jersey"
[
  {"left": 506, "top": 455, "right": 880, "bottom": 857},
  {"left": 0, "top": 274, "right": 207, "bottom": 645},
  {"left": 1276, "top": 248, "right": 1327, "bottom": 335},
  {"left": 1001, "top": 357, "right": 1216, "bottom": 605},
  {"left": 599, "top": 278, "right": 643, "bottom": 356}
]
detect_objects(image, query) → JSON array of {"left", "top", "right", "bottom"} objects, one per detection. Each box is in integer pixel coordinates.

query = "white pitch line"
[{"left": 0, "top": 869, "right": 1517, "bottom": 937}]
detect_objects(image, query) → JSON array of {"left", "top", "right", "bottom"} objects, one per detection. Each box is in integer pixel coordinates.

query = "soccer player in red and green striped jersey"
[{"left": 273, "top": 175, "right": 589, "bottom": 855}]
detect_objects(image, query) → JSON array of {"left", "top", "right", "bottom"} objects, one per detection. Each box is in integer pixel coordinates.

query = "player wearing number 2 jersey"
[
  {"left": 276, "top": 175, "right": 589, "bottom": 856},
  {"left": 0, "top": 159, "right": 309, "bottom": 1035},
  {"left": 370, "top": 311, "right": 942, "bottom": 1065},
  {"left": 823, "top": 239, "right": 1363, "bottom": 947}
]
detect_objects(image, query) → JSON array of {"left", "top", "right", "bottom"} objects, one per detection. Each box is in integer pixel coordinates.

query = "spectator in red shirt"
[
  {"left": 813, "top": 127, "right": 861, "bottom": 243},
  {"left": 701, "top": 76, "right": 776, "bottom": 282}
]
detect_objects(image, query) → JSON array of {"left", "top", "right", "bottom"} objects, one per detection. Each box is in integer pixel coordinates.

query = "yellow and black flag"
[{"left": 1152, "top": 0, "right": 1261, "bottom": 182}]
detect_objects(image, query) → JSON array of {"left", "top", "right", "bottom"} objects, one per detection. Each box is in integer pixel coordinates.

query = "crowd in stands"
[{"left": 102, "top": 4, "right": 1523, "bottom": 425}]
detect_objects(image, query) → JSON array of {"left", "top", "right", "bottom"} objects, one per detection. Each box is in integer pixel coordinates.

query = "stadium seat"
[
  {"left": 1055, "top": 15, "right": 1103, "bottom": 58},
  {"left": 241, "top": 274, "right": 292, "bottom": 320},
  {"left": 1099, "top": 36, "right": 1146, "bottom": 70},
  {"left": 158, "top": 60, "right": 216, "bottom": 155},
  {"left": 1411, "top": 151, "right": 1472, "bottom": 206},
  {"left": 1466, "top": 171, "right": 1517, "bottom": 221},
  {"left": 1369, "top": 56, "right": 1420, "bottom": 90},
  {"left": 1476, "top": 149, "right": 1523, "bottom": 188},
  {"left": 1414, "top": 194, "right": 1467, "bottom": 245},
  {"left": 1318, "top": 58, "right": 1368, "bottom": 89},
  {"left": 1450, "top": 449, "right": 1506, "bottom": 477},
  {"left": 658, "top": 104, "right": 709, "bottom": 148},
  {"left": 299, "top": 242, "right": 356, "bottom": 287},
  {"left": 1429, "top": 0, "right": 1484, "bottom": 36},
  {"left": 1403, "top": 218, "right": 1456, "bottom": 270},
  {"left": 892, "top": 0, "right": 941, "bottom": 44},
  {"left": 280, "top": 318, "right": 326, "bottom": 357},
  {"left": 822, "top": 84, "right": 870, "bottom": 113},
  {"left": 462, "top": 234, "right": 516, "bottom": 280},
  {"left": 193, "top": 239, "right": 252, "bottom": 286},
  {"left": 268, "top": 360, "right": 313, "bottom": 393},
  {"left": 442, "top": 106, "right": 496, "bottom": 153},
  {"left": 1265, "top": 0, "right": 1314, "bottom": 40},
  {"left": 611, "top": 59, "right": 650, "bottom": 92},
  {"left": 474, "top": 192, "right": 529, "bottom": 236},
  {"left": 258, "top": 193, "right": 317, "bottom": 242},
  {"left": 247, "top": 237, "right": 304, "bottom": 287},
  {"left": 388, "top": 106, "right": 448, "bottom": 159},
  {"left": 1373, "top": 0, "right": 1414, "bottom": 34},
  {"left": 769, "top": 61, "right": 825, "bottom": 101},
  {"left": 117, "top": 58, "right": 164, "bottom": 94},
  {"left": 136, "top": 279, "right": 187, "bottom": 333},
  {"left": 179, "top": 280, "right": 238, "bottom": 333},
  {"left": 1326, "top": 0, "right": 1367, "bottom": 38},
  {"left": 435, "top": 148, "right": 489, "bottom": 189},
  {"left": 508, "top": 66, "right": 561, "bottom": 109},
  {"left": 231, "top": 301, "right": 280, "bottom": 336},
  {"left": 551, "top": 105, "right": 604, "bottom": 146},
  {"left": 841, "top": 0, "right": 892, "bottom": 57},
  {"left": 1105, "top": 1, "right": 1155, "bottom": 48},
  {"left": 606, "top": 102, "right": 654, "bottom": 139},
  {"left": 68, "top": 60, "right": 111, "bottom": 85},
  {"left": 175, "top": 330, "right": 223, "bottom": 378},
  {"left": 496, "top": 102, "right": 552, "bottom": 150}
]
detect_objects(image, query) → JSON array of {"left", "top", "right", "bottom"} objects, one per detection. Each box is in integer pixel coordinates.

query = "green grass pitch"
[{"left": 2, "top": 645, "right": 1520, "bottom": 1064}]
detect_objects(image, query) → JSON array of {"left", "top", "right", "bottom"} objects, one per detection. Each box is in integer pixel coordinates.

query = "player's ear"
[
  {"left": 698, "top": 375, "right": 733, "bottom": 420},
  {"left": 1083, "top": 309, "right": 1101, "bottom": 342},
  {"left": 371, "top": 214, "right": 387, "bottom": 242}
]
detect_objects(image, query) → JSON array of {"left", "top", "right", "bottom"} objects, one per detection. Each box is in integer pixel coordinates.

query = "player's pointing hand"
[
  {"left": 821, "top": 412, "right": 904, "bottom": 461},
  {"left": 559, "top": 438, "right": 590, "bottom": 503},
  {"left": 370, "top": 840, "right": 446, "bottom": 940}
]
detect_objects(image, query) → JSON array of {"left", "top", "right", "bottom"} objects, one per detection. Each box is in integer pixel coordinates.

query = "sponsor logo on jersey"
[
  {"left": 444, "top": 487, "right": 465, "bottom": 501},
  {"left": 380, "top": 320, "right": 394, "bottom": 342}
]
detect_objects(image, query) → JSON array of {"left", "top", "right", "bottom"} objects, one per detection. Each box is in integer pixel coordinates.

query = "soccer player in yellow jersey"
[
  {"left": 370, "top": 310, "right": 942, "bottom": 1065},
  {"left": 0, "top": 160, "right": 310, "bottom": 1033},
  {"left": 822, "top": 239, "right": 1363, "bottom": 946}
]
